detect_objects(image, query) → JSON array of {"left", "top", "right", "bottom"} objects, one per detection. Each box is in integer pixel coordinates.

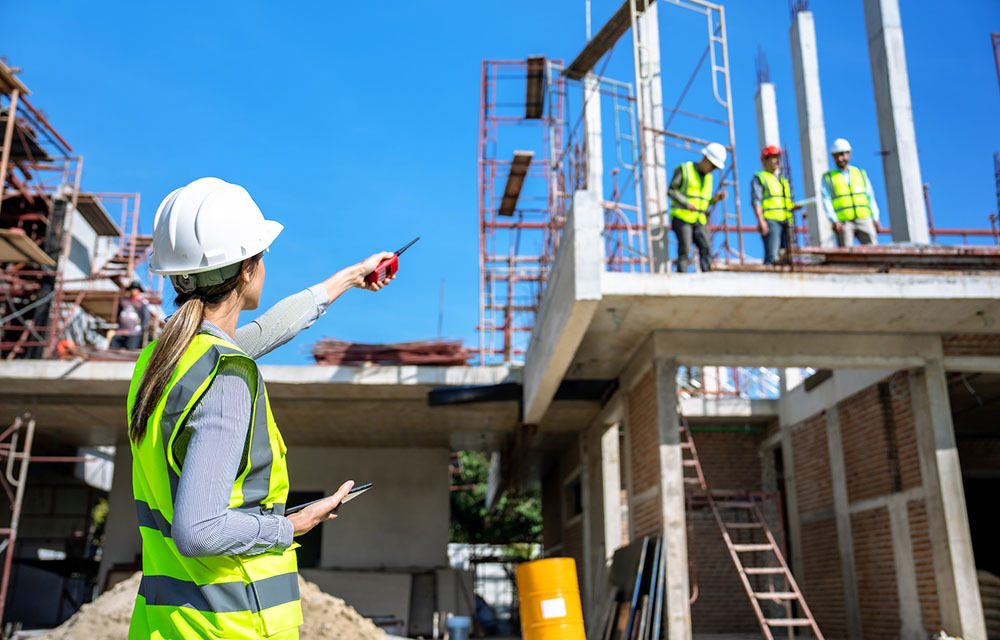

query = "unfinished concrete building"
[{"left": 3, "top": 2, "right": 1000, "bottom": 639}]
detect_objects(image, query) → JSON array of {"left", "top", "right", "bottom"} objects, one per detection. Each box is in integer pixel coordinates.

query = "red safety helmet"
[{"left": 760, "top": 145, "right": 782, "bottom": 160}]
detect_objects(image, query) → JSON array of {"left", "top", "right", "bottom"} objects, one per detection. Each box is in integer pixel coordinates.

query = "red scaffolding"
[
  {"left": 477, "top": 59, "right": 564, "bottom": 365},
  {"left": 0, "top": 59, "right": 160, "bottom": 360}
]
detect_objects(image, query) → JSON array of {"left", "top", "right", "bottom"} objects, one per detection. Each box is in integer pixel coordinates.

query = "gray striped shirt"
[{"left": 171, "top": 284, "right": 330, "bottom": 557}]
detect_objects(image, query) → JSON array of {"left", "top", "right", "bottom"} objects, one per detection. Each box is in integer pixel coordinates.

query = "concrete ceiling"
[
  {"left": 569, "top": 271, "right": 1000, "bottom": 380},
  {"left": 0, "top": 360, "right": 605, "bottom": 450}
]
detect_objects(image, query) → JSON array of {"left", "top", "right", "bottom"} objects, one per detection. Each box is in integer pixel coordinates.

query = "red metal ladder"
[{"left": 679, "top": 412, "right": 824, "bottom": 639}]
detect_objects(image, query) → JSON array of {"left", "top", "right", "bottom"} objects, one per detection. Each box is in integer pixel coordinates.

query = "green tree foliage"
[{"left": 450, "top": 451, "right": 542, "bottom": 544}]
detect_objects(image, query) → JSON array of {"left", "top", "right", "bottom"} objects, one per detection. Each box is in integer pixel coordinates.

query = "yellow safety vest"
[
  {"left": 823, "top": 166, "right": 872, "bottom": 221},
  {"left": 670, "top": 161, "right": 713, "bottom": 225},
  {"left": 128, "top": 333, "right": 301, "bottom": 639},
  {"left": 756, "top": 171, "right": 793, "bottom": 222}
]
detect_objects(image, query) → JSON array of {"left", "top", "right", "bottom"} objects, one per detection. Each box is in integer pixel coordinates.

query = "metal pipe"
[{"left": 0, "top": 88, "right": 21, "bottom": 219}]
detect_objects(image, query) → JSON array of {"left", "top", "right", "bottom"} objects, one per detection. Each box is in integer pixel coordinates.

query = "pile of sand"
[{"left": 42, "top": 572, "right": 389, "bottom": 640}]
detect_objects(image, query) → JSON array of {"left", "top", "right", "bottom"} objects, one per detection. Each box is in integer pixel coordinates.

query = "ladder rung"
[
  {"left": 744, "top": 567, "right": 786, "bottom": 575},
  {"left": 682, "top": 460, "right": 698, "bottom": 467},
  {"left": 732, "top": 544, "right": 774, "bottom": 552},
  {"left": 684, "top": 478, "right": 702, "bottom": 485},
  {"left": 714, "top": 501, "right": 754, "bottom": 508},
  {"left": 754, "top": 592, "right": 798, "bottom": 600},
  {"left": 765, "top": 619, "right": 812, "bottom": 627},
  {"left": 723, "top": 522, "right": 762, "bottom": 529}
]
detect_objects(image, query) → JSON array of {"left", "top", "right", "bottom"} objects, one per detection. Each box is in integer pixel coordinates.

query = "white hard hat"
[
  {"left": 830, "top": 138, "right": 852, "bottom": 154},
  {"left": 149, "top": 177, "right": 282, "bottom": 286},
  {"left": 702, "top": 142, "right": 727, "bottom": 169}
]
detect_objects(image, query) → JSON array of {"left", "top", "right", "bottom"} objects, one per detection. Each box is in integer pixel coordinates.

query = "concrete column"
[
  {"left": 754, "top": 81, "right": 781, "bottom": 150},
  {"left": 887, "top": 494, "right": 925, "bottom": 640},
  {"left": 97, "top": 444, "right": 140, "bottom": 592},
  {"left": 583, "top": 73, "right": 604, "bottom": 200},
  {"left": 654, "top": 358, "right": 691, "bottom": 640},
  {"left": 862, "top": 0, "right": 930, "bottom": 244},
  {"left": 776, "top": 393, "right": 805, "bottom": 579},
  {"left": 789, "top": 10, "right": 835, "bottom": 247},
  {"left": 910, "top": 363, "right": 987, "bottom": 639},
  {"left": 601, "top": 422, "right": 623, "bottom": 560},
  {"left": 824, "top": 410, "right": 864, "bottom": 640},
  {"left": 634, "top": 2, "right": 671, "bottom": 273}
]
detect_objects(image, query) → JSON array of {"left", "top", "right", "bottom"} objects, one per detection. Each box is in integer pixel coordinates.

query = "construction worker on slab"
[
  {"left": 127, "top": 177, "right": 394, "bottom": 639},
  {"left": 669, "top": 142, "right": 728, "bottom": 272},
  {"left": 822, "top": 138, "right": 882, "bottom": 246},
  {"left": 752, "top": 146, "right": 803, "bottom": 265}
]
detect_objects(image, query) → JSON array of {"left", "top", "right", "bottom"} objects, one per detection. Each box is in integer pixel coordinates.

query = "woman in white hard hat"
[{"left": 126, "top": 177, "right": 393, "bottom": 638}]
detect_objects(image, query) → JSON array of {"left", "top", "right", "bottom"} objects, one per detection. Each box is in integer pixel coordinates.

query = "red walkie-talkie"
[{"left": 365, "top": 237, "right": 419, "bottom": 286}]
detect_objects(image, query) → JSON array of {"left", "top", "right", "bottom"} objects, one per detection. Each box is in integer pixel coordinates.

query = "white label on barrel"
[{"left": 540, "top": 597, "right": 567, "bottom": 619}]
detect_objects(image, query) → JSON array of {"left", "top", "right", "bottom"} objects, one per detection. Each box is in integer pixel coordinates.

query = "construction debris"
[
  {"left": 41, "top": 572, "right": 389, "bottom": 640},
  {"left": 312, "top": 338, "right": 472, "bottom": 366}
]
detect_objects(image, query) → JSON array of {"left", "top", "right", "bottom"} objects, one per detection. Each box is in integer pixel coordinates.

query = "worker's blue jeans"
[{"left": 762, "top": 219, "right": 788, "bottom": 265}]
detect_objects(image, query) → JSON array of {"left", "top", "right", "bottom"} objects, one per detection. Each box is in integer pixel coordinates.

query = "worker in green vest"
[
  {"left": 128, "top": 177, "right": 394, "bottom": 638},
  {"left": 752, "top": 145, "right": 804, "bottom": 265},
  {"left": 822, "top": 138, "right": 882, "bottom": 246},
  {"left": 669, "top": 142, "right": 728, "bottom": 272}
]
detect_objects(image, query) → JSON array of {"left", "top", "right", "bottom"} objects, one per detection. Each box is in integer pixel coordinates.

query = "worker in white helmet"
[
  {"left": 822, "top": 138, "right": 882, "bottom": 246},
  {"left": 668, "top": 142, "right": 728, "bottom": 272},
  {"left": 126, "top": 177, "right": 394, "bottom": 638}
]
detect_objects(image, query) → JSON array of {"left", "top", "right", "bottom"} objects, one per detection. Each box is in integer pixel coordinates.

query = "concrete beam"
[
  {"left": 651, "top": 330, "right": 939, "bottom": 369},
  {"left": 679, "top": 396, "right": 778, "bottom": 422},
  {"left": 910, "top": 363, "right": 987, "bottom": 639},
  {"left": 862, "top": 0, "right": 929, "bottom": 244},
  {"left": 655, "top": 358, "right": 691, "bottom": 640},
  {"left": 754, "top": 82, "right": 780, "bottom": 149},
  {"left": 523, "top": 190, "right": 604, "bottom": 424},
  {"left": 789, "top": 11, "right": 835, "bottom": 247}
]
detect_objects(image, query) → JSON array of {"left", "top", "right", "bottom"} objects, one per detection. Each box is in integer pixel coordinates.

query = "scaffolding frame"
[
  {"left": 477, "top": 59, "right": 564, "bottom": 365},
  {"left": 1, "top": 61, "right": 159, "bottom": 360}
]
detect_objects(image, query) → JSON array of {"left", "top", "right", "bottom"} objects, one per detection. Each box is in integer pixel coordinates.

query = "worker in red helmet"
[{"left": 752, "top": 146, "right": 803, "bottom": 265}]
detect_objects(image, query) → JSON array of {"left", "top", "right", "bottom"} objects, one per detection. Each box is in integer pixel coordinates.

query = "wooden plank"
[
  {"left": 0, "top": 229, "right": 55, "bottom": 267},
  {"left": 564, "top": 0, "right": 653, "bottom": 80}
]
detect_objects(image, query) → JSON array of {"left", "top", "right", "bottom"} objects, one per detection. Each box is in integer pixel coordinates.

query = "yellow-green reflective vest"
[
  {"left": 670, "top": 161, "right": 713, "bottom": 225},
  {"left": 823, "top": 166, "right": 872, "bottom": 221},
  {"left": 756, "top": 171, "right": 793, "bottom": 222},
  {"left": 128, "top": 333, "right": 301, "bottom": 639}
]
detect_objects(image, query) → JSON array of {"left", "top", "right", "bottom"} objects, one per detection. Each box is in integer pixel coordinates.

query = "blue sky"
[{"left": 5, "top": 1, "right": 999, "bottom": 364}]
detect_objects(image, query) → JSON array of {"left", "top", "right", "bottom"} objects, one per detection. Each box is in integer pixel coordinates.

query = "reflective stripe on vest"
[
  {"left": 823, "top": 166, "right": 872, "bottom": 221},
  {"left": 756, "top": 171, "right": 793, "bottom": 222},
  {"left": 670, "top": 161, "right": 713, "bottom": 225},
  {"left": 128, "top": 333, "right": 301, "bottom": 638}
]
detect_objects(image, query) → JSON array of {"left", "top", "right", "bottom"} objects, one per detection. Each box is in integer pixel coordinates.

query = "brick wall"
[
  {"left": 690, "top": 429, "right": 764, "bottom": 491},
  {"left": 908, "top": 499, "right": 941, "bottom": 631},
  {"left": 851, "top": 507, "right": 899, "bottom": 639},
  {"left": 788, "top": 371, "right": 937, "bottom": 639},
  {"left": 941, "top": 333, "right": 1000, "bottom": 356},
  {"left": 792, "top": 413, "right": 834, "bottom": 513},
  {"left": 687, "top": 428, "right": 766, "bottom": 634},
  {"left": 800, "top": 519, "right": 848, "bottom": 638},
  {"left": 839, "top": 374, "right": 921, "bottom": 503},
  {"left": 628, "top": 372, "right": 661, "bottom": 538}
]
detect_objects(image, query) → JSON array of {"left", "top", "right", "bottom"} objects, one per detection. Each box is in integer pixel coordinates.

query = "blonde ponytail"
[
  {"left": 128, "top": 297, "right": 204, "bottom": 443},
  {"left": 128, "top": 253, "right": 262, "bottom": 444}
]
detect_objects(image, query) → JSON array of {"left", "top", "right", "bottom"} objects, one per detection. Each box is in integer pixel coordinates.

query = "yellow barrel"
[{"left": 516, "top": 557, "right": 586, "bottom": 640}]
